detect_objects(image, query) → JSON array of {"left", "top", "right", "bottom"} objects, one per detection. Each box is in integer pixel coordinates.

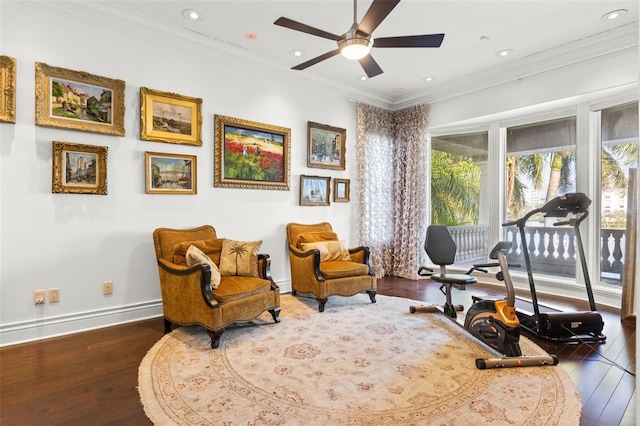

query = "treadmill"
[{"left": 502, "top": 193, "right": 606, "bottom": 343}]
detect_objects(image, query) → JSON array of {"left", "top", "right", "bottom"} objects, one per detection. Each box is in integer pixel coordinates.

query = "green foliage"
[{"left": 430, "top": 150, "right": 480, "bottom": 226}]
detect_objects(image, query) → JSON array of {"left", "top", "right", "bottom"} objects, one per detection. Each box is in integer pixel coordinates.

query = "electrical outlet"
[
  {"left": 48, "top": 288, "right": 60, "bottom": 303},
  {"left": 34, "top": 290, "right": 45, "bottom": 305},
  {"left": 103, "top": 281, "right": 113, "bottom": 295}
]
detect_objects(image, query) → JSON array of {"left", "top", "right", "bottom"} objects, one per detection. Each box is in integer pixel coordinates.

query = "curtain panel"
[{"left": 357, "top": 103, "right": 429, "bottom": 279}]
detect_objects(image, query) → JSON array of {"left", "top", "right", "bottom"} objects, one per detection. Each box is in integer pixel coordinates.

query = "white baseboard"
[
  {"left": 0, "top": 300, "right": 163, "bottom": 347},
  {"left": 0, "top": 281, "right": 293, "bottom": 347}
]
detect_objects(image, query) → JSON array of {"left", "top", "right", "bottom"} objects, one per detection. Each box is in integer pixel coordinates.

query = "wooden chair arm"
[{"left": 157, "top": 258, "right": 219, "bottom": 308}]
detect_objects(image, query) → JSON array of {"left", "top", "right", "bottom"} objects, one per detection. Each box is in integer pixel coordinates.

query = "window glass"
[
  {"left": 505, "top": 117, "right": 578, "bottom": 278},
  {"left": 600, "top": 102, "right": 638, "bottom": 286},
  {"left": 431, "top": 131, "right": 488, "bottom": 264}
]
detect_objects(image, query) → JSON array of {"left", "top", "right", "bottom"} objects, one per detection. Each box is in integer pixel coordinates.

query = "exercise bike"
[{"left": 410, "top": 225, "right": 558, "bottom": 369}]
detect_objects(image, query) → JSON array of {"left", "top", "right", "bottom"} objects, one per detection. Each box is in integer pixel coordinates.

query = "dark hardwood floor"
[{"left": 0, "top": 276, "right": 635, "bottom": 425}]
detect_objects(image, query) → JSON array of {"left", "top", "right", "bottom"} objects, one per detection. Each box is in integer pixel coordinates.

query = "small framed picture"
[
  {"left": 140, "top": 87, "right": 202, "bottom": 146},
  {"left": 307, "top": 121, "right": 346, "bottom": 170},
  {"left": 145, "top": 152, "right": 197, "bottom": 194},
  {"left": 0, "top": 55, "right": 16, "bottom": 123},
  {"left": 334, "top": 178, "right": 350, "bottom": 203},
  {"left": 35, "top": 62, "right": 125, "bottom": 136},
  {"left": 300, "top": 175, "right": 330, "bottom": 206},
  {"left": 52, "top": 141, "right": 108, "bottom": 195}
]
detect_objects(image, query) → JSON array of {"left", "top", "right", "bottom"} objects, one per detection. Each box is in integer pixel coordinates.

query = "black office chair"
[{"left": 421, "top": 225, "right": 477, "bottom": 318}]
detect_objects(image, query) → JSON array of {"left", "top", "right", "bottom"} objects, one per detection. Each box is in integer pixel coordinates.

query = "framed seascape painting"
[
  {"left": 0, "top": 56, "right": 16, "bottom": 123},
  {"left": 145, "top": 152, "right": 197, "bottom": 194},
  {"left": 52, "top": 141, "right": 108, "bottom": 195},
  {"left": 307, "top": 121, "right": 346, "bottom": 170},
  {"left": 140, "top": 87, "right": 202, "bottom": 146},
  {"left": 299, "top": 175, "right": 330, "bottom": 206},
  {"left": 35, "top": 62, "right": 125, "bottom": 136},
  {"left": 334, "top": 178, "right": 350, "bottom": 202},
  {"left": 214, "top": 115, "right": 290, "bottom": 190}
]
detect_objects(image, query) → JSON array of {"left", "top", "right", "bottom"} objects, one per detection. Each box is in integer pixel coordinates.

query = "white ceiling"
[{"left": 66, "top": 1, "right": 639, "bottom": 108}]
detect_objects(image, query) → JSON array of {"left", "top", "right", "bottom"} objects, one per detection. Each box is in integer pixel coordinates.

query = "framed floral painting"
[{"left": 214, "top": 114, "right": 290, "bottom": 190}]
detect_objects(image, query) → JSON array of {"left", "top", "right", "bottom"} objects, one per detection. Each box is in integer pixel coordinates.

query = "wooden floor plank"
[{"left": 0, "top": 276, "right": 634, "bottom": 426}]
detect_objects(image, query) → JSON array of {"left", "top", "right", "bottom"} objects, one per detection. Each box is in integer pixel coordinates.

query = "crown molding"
[{"left": 392, "top": 22, "right": 639, "bottom": 110}]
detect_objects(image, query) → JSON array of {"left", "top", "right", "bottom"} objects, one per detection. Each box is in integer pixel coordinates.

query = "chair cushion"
[
  {"left": 296, "top": 231, "right": 338, "bottom": 249},
  {"left": 219, "top": 239, "right": 261, "bottom": 277},
  {"left": 213, "top": 275, "right": 272, "bottom": 304},
  {"left": 320, "top": 260, "right": 370, "bottom": 280},
  {"left": 300, "top": 240, "right": 352, "bottom": 262},
  {"left": 173, "top": 238, "right": 223, "bottom": 265},
  {"left": 185, "top": 245, "right": 222, "bottom": 289}
]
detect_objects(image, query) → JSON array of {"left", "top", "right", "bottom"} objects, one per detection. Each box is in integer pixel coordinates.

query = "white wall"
[{"left": 0, "top": 1, "right": 359, "bottom": 345}]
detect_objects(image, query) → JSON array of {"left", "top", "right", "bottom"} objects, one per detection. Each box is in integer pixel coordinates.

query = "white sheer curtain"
[{"left": 356, "top": 103, "right": 429, "bottom": 279}]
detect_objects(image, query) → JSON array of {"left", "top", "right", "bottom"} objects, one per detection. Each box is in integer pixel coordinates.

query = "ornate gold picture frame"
[
  {"left": 300, "top": 175, "right": 330, "bottom": 206},
  {"left": 140, "top": 87, "right": 202, "bottom": 146},
  {"left": 52, "top": 141, "right": 108, "bottom": 195},
  {"left": 334, "top": 178, "right": 350, "bottom": 203},
  {"left": 35, "top": 62, "right": 125, "bottom": 136},
  {"left": 0, "top": 56, "right": 16, "bottom": 123},
  {"left": 145, "top": 151, "right": 197, "bottom": 194},
  {"left": 307, "top": 121, "right": 346, "bottom": 170},
  {"left": 214, "top": 114, "right": 291, "bottom": 190}
]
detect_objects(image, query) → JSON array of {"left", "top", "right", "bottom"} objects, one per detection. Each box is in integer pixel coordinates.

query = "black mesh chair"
[{"left": 422, "top": 225, "right": 477, "bottom": 318}]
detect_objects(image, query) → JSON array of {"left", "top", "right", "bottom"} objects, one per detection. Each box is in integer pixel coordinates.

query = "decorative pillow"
[
  {"left": 173, "top": 238, "right": 223, "bottom": 265},
  {"left": 219, "top": 239, "right": 261, "bottom": 277},
  {"left": 300, "top": 240, "right": 352, "bottom": 262},
  {"left": 185, "top": 245, "right": 222, "bottom": 289},
  {"left": 296, "top": 231, "right": 339, "bottom": 249}
]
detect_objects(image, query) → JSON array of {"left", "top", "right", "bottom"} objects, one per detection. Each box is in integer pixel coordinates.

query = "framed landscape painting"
[
  {"left": 300, "top": 175, "right": 330, "bottom": 206},
  {"left": 307, "top": 121, "right": 346, "bottom": 170},
  {"left": 214, "top": 115, "right": 290, "bottom": 190},
  {"left": 35, "top": 62, "right": 125, "bottom": 136},
  {"left": 52, "top": 141, "right": 108, "bottom": 195},
  {"left": 140, "top": 87, "right": 202, "bottom": 146},
  {"left": 145, "top": 152, "right": 197, "bottom": 194},
  {"left": 0, "top": 55, "right": 16, "bottom": 123}
]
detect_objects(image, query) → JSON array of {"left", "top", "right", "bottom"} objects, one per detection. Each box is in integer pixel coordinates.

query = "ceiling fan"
[{"left": 274, "top": 0, "right": 445, "bottom": 78}]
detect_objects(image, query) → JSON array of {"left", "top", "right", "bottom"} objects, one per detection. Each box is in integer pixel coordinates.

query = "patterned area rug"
[{"left": 138, "top": 294, "right": 581, "bottom": 425}]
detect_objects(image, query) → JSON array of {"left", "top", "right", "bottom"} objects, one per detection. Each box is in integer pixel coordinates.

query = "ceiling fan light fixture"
[{"left": 339, "top": 37, "right": 372, "bottom": 60}]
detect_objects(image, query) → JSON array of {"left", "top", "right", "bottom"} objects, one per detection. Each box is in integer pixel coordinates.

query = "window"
[
  {"left": 430, "top": 131, "right": 489, "bottom": 264},
  {"left": 504, "top": 117, "right": 578, "bottom": 279},
  {"left": 599, "top": 102, "right": 638, "bottom": 286}
]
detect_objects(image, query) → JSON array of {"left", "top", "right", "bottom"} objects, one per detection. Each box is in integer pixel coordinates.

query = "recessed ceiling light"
[
  {"left": 289, "top": 49, "right": 303, "bottom": 57},
  {"left": 422, "top": 76, "right": 435, "bottom": 82},
  {"left": 357, "top": 75, "right": 368, "bottom": 81},
  {"left": 495, "top": 49, "right": 514, "bottom": 57},
  {"left": 601, "top": 9, "right": 628, "bottom": 20},
  {"left": 182, "top": 9, "right": 200, "bottom": 20},
  {"left": 480, "top": 35, "right": 490, "bottom": 42},
  {"left": 245, "top": 33, "right": 258, "bottom": 40}
]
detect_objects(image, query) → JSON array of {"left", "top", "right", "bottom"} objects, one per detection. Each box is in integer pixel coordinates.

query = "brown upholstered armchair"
[
  {"left": 286, "top": 222, "right": 376, "bottom": 312},
  {"left": 153, "top": 225, "right": 281, "bottom": 348}
]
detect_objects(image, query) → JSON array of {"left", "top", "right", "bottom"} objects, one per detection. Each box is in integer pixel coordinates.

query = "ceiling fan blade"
[
  {"left": 358, "top": 54, "right": 383, "bottom": 78},
  {"left": 373, "top": 34, "right": 445, "bottom": 48},
  {"left": 292, "top": 49, "right": 341, "bottom": 70},
  {"left": 274, "top": 17, "right": 342, "bottom": 41},
  {"left": 357, "top": 0, "right": 401, "bottom": 36}
]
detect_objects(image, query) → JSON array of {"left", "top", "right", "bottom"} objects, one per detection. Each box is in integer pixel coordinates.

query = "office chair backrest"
[{"left": 425, "top": 225, "right": 457, "bottom": 266}]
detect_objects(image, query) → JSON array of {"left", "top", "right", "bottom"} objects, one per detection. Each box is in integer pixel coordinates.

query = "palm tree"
[
  {"left": 228, "top": 242, "right": 248, "bottom": 275},
  {"left": 430, "top": 150, "right": 480, "bottom": 225}
]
